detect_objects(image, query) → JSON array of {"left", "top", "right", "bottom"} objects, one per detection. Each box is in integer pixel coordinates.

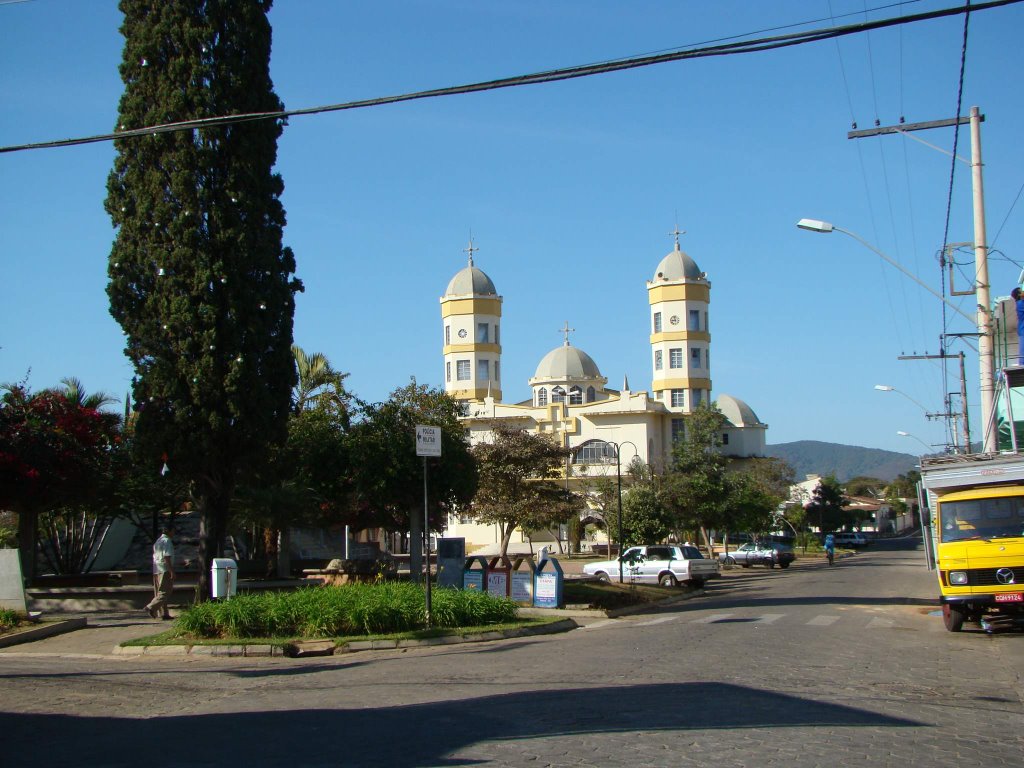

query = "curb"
[
  {"left": 0, "top": 617, "right": 87, "bottom": 649},
  {"left": 113, "top": 617, "right": 580, "bottom": 658}
]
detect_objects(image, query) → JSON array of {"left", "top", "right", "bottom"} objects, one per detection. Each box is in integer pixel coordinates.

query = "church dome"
[
  {"left": 445, "top": 265, "right": 497, "bottom": 297},
  {"left": 717, "top": 394, "right": 763, "bottom": 427},
  {"left": 533, "top": 343, "right": 603, "bottom": 381},
  {"left": 652, "top": 246, "right": 703, "bottom": 282}
]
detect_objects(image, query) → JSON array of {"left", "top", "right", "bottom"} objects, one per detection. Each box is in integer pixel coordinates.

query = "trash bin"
[{"left": 211, "top": 558, "right": 237, "bottom": 599}]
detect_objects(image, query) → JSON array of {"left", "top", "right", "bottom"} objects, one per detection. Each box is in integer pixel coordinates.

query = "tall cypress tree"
[{"left": 105, "top": 0, "right": 301, "bottom": 598}]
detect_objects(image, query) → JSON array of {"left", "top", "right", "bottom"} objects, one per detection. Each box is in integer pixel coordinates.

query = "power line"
[{"left": 1, "top": 0, "right": 1020, "bottom": 155}]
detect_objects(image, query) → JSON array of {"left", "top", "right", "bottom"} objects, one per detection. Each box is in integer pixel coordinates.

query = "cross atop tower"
[
  {"left": 669, "top": 225, "right": 686, "bottom": 250},
  {"left": 560, "top": 321, "right": 575, "bottom": 345},
  {"left": 463, "top": 235, "right": 479, "bottom": 266}
]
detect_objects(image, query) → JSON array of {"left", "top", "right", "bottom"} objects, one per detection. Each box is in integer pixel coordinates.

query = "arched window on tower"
[
  {"left": 568, "top": 386, "right": 582, "bottom": 405},
  {"left": 572, "top": 439, "right": 617, "bottom": 465},
  {"left": 587, "top": 386, "right": 596, "bottom": 402},
  {"left": 537, "top": 387, "right": 548, "bottom": 406},
  {"left": 551, "top": 386, "right": 566, "bottom": 403}
]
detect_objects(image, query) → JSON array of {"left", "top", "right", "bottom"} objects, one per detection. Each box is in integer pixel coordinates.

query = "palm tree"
[
  {"left": 292, "top": 345, "right": 350, "bottom": 415},
  {"left": 53, "top": 377, "right": 118, "bottom": 411}
]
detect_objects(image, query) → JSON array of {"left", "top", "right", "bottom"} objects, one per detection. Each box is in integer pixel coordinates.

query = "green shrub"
[
  {"left": 175, "top": 583, "right": 518, "bottom": 640},
  {"left": 0, "top": 608, "right": 25, "bottom": 632}
]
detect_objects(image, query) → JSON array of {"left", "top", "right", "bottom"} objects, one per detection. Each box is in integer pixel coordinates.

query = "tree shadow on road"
[{"left": 0, "top": 681, "right": 922, "bottom": 767}]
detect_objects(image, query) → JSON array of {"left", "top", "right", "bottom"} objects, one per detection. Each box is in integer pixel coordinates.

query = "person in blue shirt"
[
  {"left": 823, "top": 533, "right": 835, "bottom": 567},
  {"left": 1013, "top": 287, "right": 1024, "bottom": 366}
]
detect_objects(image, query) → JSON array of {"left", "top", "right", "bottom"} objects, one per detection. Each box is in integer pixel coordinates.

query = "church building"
[{"left": 440, "top": 233, "right": 768, "bottom": 552}]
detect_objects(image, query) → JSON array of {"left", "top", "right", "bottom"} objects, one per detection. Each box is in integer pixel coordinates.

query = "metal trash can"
[{"left": 211, "top": 558, "right": 237, "bottom": 599}]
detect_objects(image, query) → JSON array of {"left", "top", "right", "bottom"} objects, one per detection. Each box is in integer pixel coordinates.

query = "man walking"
[{"left": 145, "top": 524, "right": 175, "bottom": 620}]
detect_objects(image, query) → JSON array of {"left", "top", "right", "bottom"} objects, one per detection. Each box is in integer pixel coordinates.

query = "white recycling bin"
[{"left": 211, "top": 558, "right": 238, "bottom": 599}]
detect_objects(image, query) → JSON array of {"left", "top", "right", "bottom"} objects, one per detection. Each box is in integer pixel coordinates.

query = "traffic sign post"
[{"left": 415, "top": 425, "right": 442, "bottom": 626}]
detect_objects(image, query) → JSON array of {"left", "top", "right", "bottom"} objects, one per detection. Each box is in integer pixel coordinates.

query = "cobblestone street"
[{"left": 2, "top": 541, "right": 1022, "bottom": 767}]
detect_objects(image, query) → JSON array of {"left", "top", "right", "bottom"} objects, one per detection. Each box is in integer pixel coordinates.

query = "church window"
[
  {"left": 671, "top": 418, "right": 685, "bottom": 442},
  {"left": 688, "top": 310, "right": 700, "bottom": 331},
  {"left": 477, "top": 323, "right": 489, "bottom": 343},
  {"left": 669, "top": 348, "right": 683, "bottom": 369},
  {"left": 537, "top": 387, "right": 548, "bottom": 406},
  {"left": 456, "top": 360, "right": 470, "bottom": 381},
  {"left": 691, "top": 348, "right": 701, "bottom": 369},
  {"left": 587, "top": 386, "right": 596, "bottom": 402},
  {"left": 552, "top": 386, "right": 566, "bottom": 403},
  {"left": 445, "top": 325, "right": 450, "bottom": 344},
  {"left": 653, "top": 312, "right": 662, "bottom": 333},
  {"left": 654, "top": 350, "right": 663, "bottom": 370},
  {"left": 478, "top": 360, "right": 489, "bottom": 381},
  {"left": 569, "top": 386, "right": 583, "bottom": 405},
  {"left": 692, "top": 388, "right": 703, "bottom": 406},
  {"left": 446, "top": 362, "right": 451, "bottom": 382},
  {"left": 573, "top": 439, "right": 617, "bottom": 464},
  {"left": 494, "top": 361, "right": 500, "bottom": 381},
  {"left": 671, "top": 389, "right": 685, "bottom": 407}
]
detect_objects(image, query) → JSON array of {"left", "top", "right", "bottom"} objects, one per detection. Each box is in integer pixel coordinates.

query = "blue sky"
[{"left": 2, "top": 0, "right": 1022, "bottom": 456}]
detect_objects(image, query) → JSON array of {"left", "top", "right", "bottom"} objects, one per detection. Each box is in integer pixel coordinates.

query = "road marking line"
[
  {"left": 807, "top": 615, "right": 840, "bottom": 626},
  {"left": 752, "top": 614, "right": 785, "bottom": 624},
  {"left": 580, "top": 619, "right": 618, "bottom": 630},
  {"left": 635, "top": 616, "right": 679, "bottom": 627},
  {"left": 691, "top": 613, "right": 734, "bottom": 623}
]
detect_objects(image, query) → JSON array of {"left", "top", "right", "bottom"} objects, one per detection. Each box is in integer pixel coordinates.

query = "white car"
[
  {"left": 833, "top": 532, "right": 868, "bottom": 548},
  {"left": 583, "top": 544, "right": 719, "bottom": 587}
]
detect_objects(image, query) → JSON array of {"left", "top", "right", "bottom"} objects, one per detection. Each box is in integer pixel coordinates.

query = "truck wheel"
[
  {"left": 723, "top": 556, "right": 735, "bottom": 566},
  {"left": 659, "top": 573, "right": 678, "bottom": 587},
  {"left": 595, "top": 571, "right": 611, "bottom": 583},
  {"left": 779, "top": 562, "right": 790, "bottom": 569},
  {"left": 942, "top": 603, "right": 966, "bottom": 632}
]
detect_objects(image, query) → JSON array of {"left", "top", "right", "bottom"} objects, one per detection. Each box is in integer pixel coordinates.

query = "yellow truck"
[{"left": 920, "top": 453, "right": 1024, "bottom": 632}]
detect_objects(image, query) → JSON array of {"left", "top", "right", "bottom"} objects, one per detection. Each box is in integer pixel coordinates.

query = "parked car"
[
  {"left": 718, "top": 541, "right": 795, "bottom": 569},
  {"left": 832, "top": 532, "right": 868, "bottom": 548},
  {"left": 583, "top": 544, "right": 719, "bottom": 587}
]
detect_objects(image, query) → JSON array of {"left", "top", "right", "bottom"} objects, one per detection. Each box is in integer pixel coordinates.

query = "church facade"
[{"left": 440, "top": 235, "right": 768, "bottom": 552}]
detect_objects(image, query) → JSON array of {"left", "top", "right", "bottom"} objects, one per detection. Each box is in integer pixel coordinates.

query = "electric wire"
[
  {"left": 1, "top": 0, "right": 1019, "bottom": 155},
  {"left": 990, "top": 179, "right": 1024, "bottom": 249}
]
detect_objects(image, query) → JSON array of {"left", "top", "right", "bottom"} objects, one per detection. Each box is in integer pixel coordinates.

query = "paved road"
[{"left": 2, "top": 540, "right": 1022, "bottom": 767}]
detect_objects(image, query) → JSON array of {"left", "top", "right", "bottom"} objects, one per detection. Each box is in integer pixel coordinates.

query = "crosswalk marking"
[
  {"left": 691, "top": 613, "right": 735, "bottom": 624},
  {"left": 580, "top": 619, "right": 618, "bottom": 630},
  {"left": 752, "top": 613, "right": 785, "bottom": 625},
  {"left": 807, "top": 615, "right": 841, "bottom": 626},
  {"left": 866, "top": 617, "right": 895, "bottom": 628}
]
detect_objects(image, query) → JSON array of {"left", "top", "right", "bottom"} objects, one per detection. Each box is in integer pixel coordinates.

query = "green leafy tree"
[
  {"left": 470, "top": 426, "right": 572, "bottom": 560},
  {"left": 662, "top": 403, "right": 729, "bottom": 544},
  {"left": 805, "top": 474, "right": 850, "bottom": 532},
  {"left": 105, "top": 1, "right": 301, "bottom": 598},
  {"left": 347, "top": 381, "right": 476, "bottom": 579},
  {"left": 845, "top": 476, "right": 884, "bottom": 498}
]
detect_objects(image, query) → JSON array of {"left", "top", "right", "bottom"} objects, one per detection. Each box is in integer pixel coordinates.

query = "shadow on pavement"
[{"left": 0, "top": 681, "right": 922, "bottom": 767}]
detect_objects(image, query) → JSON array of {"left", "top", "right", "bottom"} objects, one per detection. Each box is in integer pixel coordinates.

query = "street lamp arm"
[{"left": 797, "top": 219, "right": 976, "bottom": 323}]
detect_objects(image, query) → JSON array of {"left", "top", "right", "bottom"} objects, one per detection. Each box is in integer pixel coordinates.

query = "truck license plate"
[{"left": 994, "top": 593, "right": 1023, "bottom": 603}]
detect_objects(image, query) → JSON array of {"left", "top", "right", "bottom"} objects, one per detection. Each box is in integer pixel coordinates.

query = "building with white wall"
[{"left": 441, "top": 234, "right": 769, "bottom": 552}]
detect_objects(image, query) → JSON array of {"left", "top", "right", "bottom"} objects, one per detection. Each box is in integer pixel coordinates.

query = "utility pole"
[
  {"left": 850, "top": 107, "right": 994, "bottom": 452},
  {"left": 897, "top": 350, "right": 970, "bottom": 453}
]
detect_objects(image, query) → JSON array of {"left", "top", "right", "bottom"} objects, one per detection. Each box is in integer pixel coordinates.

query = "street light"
[
  {"left": 603, "top": 439, "right": 639, "bottom": 584},
  {"left": 874, "top": 384, "right": 934, "bottom": 419},
  {"left": 799, "top": 217, "right": 996, "bottom": 453},
  {"left": 897, "top": 430, "right": 933, "bottom": 452}
]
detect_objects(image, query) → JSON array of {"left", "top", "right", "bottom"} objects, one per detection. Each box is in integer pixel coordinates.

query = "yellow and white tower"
[
  {"left": 647, "top": 229, "right": 711, "bottom": 413},
  {"left": 440, "top": 239, "right": 502, "bottom": 403}
]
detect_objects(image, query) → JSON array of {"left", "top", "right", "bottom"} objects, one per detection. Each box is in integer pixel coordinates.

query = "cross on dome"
[
  {"left": 560, "top": 321, "right": 575, "bottom": 346},
  {"left": 669, "top": 225, "right": 686, "bottom": 250},
  {"left": 463, "top": 235, "right": 479, "bottom": 266}
]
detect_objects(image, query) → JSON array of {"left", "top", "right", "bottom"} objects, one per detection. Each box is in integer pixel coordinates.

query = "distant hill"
[{"left": 765, "top": 441, "right": 918, "bottom": 483}]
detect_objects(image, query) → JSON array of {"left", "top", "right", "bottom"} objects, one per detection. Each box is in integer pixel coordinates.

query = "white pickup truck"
[{"left": 583, "top": 544, "right": 719, "bottom": 587}]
